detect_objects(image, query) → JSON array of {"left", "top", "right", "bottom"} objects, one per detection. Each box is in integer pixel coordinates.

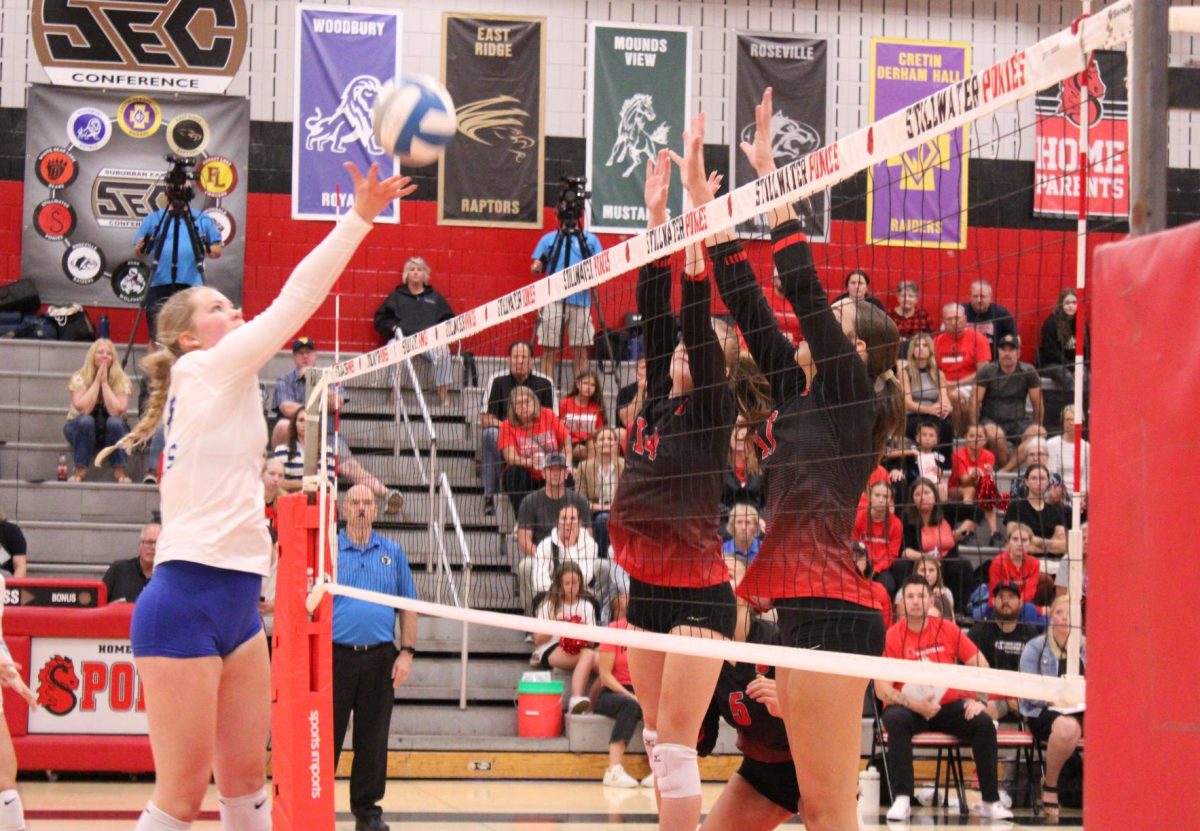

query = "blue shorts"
[{"left": 131, "top": 560, "right": 263, "bottom": 659}]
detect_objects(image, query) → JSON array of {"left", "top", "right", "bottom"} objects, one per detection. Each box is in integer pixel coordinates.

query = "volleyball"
[{"left": 372, "top": 75, "right": 457, "bottom": 167}]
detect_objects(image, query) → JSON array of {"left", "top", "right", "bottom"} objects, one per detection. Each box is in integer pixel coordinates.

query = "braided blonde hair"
[{"left": 96, "top": 287, "right": 203, "bottom": 465}]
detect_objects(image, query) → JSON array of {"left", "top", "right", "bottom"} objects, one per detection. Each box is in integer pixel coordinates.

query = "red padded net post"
[{"left": 271, "top": 493, "right": 336, "bottom": 829}]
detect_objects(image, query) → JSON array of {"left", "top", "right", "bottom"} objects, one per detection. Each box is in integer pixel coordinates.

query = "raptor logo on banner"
[
  {"left": 293, "top": 7, "right": 401, "bottom": 222},
  {"left": 439, "top": 15, "right": 544, "bottom": 228},
  {"left": 1033, "top": 51, "right": 1128, "bottom": 218},
  {"left": 867, "top": 38, "right": 970, "bottom": 249},
  {"left": 587, "top": 23, "right": 691, "bottom": 233}
]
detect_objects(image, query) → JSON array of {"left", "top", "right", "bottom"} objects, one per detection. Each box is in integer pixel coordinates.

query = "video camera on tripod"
[
  {"left": 555, "top": 176, "right": 590, "bottom": 232},
  {"left": 161, "top": 154, "right": 197, "bottom": 214},
  {"left": 141, "top": 154, "right": 213, "bottom": 276}
]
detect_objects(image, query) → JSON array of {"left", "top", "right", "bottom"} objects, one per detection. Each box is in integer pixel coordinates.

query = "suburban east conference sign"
[{"left": 31, "top": 1, "right": 248, "bottom": 93}]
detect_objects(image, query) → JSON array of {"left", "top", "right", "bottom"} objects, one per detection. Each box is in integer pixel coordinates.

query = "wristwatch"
[{"left": 398, "top": 645, "right": 416, "bottom": 656}]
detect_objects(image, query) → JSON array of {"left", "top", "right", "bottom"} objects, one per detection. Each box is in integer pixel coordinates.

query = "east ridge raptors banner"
[
  {"left": 733, "top": 34, "right": 829, "bottom": 240},
  {"left": 20, "top": 84, "right": 248, "bottom": 307},
  {"left": 868, "top": 38, "right": 970, "bottom": 248},
  {"left": 293, "top": 7, "right": 401, "bottom": 222},
  {"left": 587, "top": 23, "right": 691, "bottom": 234},
  {"left": 439, "top": 14, "right": 544, "bottom": 228},
  {"left": 1033, "top": 51, "right": 1128, "bottom": 218}
]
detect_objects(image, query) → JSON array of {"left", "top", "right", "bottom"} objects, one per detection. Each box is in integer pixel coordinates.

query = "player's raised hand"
[
  {"left": 668, "top": 112, "right": 712, "bottom": 205},
  {"left": 644, "top": 149, "right": 671, "bottom": 227},
  {"left": 739, "top": 87, "right": 777, "bottom": 177},
  {"left": 345, "top": 162, "right": 418, "bottom": 223}
]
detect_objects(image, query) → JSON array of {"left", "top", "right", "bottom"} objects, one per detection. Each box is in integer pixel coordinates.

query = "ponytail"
[
  {"left": 871, "top": 370, "right": 905, "bottom": 459},
  {"left": 848, "top": 300, "right": 904, "bottom": 461}
]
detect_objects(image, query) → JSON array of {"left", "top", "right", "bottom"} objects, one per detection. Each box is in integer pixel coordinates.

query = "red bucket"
[{"left": 517, "top": 679, "right": 564, "bottom": 738}]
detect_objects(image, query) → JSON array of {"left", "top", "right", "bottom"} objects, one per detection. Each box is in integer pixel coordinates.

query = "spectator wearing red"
[
  {"left": 595, "top": 594, "right": 651, "bottom": 789},
  {"left": 899, "top": 479, "right": 978, "bottom": 608},
  {"left": 559, "top": 370, "right": 605, "bottom": 464},
  {"left": 853, "top": 543, "right": 894, "bottom": 627},
  {"left": 854, "top": 480, "right": 902, "bottom": 576},
  {"left": 499, "top": 387, "right": 571, "bottom": 513},
  {"left": 950, "top": 423, "right": 996, "bottom": 503},
  {"left": 889, "top": 280, "right": 934, "bottom": 342},
  {"left": 988, "top": 523, "right": 1042, "bottom": 604},
  {"left": 934, "top": 303, "right": 991, "bottom": 436}
]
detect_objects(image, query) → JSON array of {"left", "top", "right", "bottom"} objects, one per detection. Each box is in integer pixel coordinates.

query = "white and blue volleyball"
[{"left": 372, "top": 75, "right": 457, "bottom": 167}]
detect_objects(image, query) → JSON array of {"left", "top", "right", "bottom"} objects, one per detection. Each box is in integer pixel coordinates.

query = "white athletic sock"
[
  {"left": 218, "top": 787, "right": 270, "bottom": 831},
  {"left": 0, "top": 789, "right": 23, "bottom": 831},
  {"left": 135, "top": 802, "right": 190, "bottom": 831}
]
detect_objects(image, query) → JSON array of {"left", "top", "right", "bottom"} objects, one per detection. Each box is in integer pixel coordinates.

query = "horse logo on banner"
[
  {"left": 606, "top": 94, "right": 670, "bottom": 177},
  {"left": 1060, "top": 59, "right": 1106, "bottom": 129},
  {"left": 305, "top": 74, "right": 385, "bottom": 154}
]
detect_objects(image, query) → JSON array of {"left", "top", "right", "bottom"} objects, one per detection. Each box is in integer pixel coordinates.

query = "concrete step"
[
  {"left": 382, "top": 526, "right": 509, "bottom": 570},
  {"left": 414, "top": 570, "right": 519, "bottom": 612},
  {"left": 398, "top": 657, "right": 529, "bottom": 703},
  {"left": 0, "top": 339, "right": 300, "bottom": 379},
  {"left": 341, "top": 417, "right": 474, "bottom": 453},
  {"left": 418, "top": 618, "right": 529, "bottom": 656},
  {"left": 0, "top": 441, "right": 149, "bottom": 482},
  {"left": 351, "top": 453, "right": 480, "bottom": 490},
  {"left": 19, "top": 519, "right": 143, "bottom": 565},
  {"left": 0, "top": 404, "right": 144, "bottom": 445},
  {"left": 0, "top": 480, "right": 159, "bottom": 524},
  {"left": 388, "top": 703, "right": 517, "bottom": 738},
  {"left": 0, "top": 370, "right": 144, "bottom": 409}
]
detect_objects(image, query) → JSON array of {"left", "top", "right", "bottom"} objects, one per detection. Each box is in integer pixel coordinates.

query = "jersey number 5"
[
  {"left": 728, "top": 691, "right": 751, "bottom": 726},
  {"left": 631, "top": 417, "right": 660, "bottom": 461}
]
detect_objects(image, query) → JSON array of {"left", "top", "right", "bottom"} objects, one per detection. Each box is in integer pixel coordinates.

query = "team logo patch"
[
  {"left": 33, "top": 199, "right": 77, "bottom": 241},
  {"left": 35, "top": 147, "right": 78, "bottom": 189},
  {"left": 117, "top": 96, "right": 162, "bottom": 138},
  {"left": 66, "top": 107, "right": 112, "bottom": 152},
  {"left": 198, "top": 156, "right": 238, "bottom": 198},
  {"left": 381, "top": 555, "right": 392, "bottom": 566},
  {"left": 37, "top": 654, "right": 79, "bottom": 716},
  {"left": 203, "top": 207, "right": 236, "bottom": 244},
  {"left": 167, "top": 113, "right": 210, "bottom": 157},
  {"left": 90, "top": 168, "right": 165, "bottom": 230},
  {"left": 62, "top": 242, "right": 106, "bottom": 286},
  {"left": 110, "top": 259, "right": 151, "bottom": 304}
]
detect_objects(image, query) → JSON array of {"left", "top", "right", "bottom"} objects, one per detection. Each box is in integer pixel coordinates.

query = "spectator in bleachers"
[
  {"left": 1003, "top": 464, "right": 1067, "bottom": 556},
  {"left": 876, "top": 575, "right": 1011, "bottom": 822},
  {"left": 970, "top": 333, "right": 1043, "bottom": 469},
  {"left": 615, "top": 355, "right": 646, "bottom": 432},
  {"left": 889, "top": 280, "right": 934, "bottom": 343},
  {"left": 575, "top": 426, "right": 623, "bottom": 561},
  {"left": 963, "top": 280, "right": 1017, "bottom": 357},
  {"left": 274, "top": 410, "right": 335, "bottom": 493},
  {"left": 854, "top": 479, "right": 903, "bottom": 590},
  {"left": 903, "top": 421, "right": 950, "bottom": 500},
  {"left": 372, "top": 256, "right": 456, "bottom": 409},
  {"left": 269, "top": 337, "right": 346, "bottom": 447},
  {"left": 530, "top": 504, "right": 614, "bottom": 622},
  {"left": 515, "top": 454, "right": 591, "bottom": 613},
  {"left": 480, "top": 340, "right": 556, "bottom": 516},
  {"left": 988, "top": 524, "right": 1042, "bottom": 607},
  {"left": 0, "top": 509, "right": 27, "bottom": 578},
  {"left": 949, "top": 424, "right": 994, "bottom": 503},
  {"left": 893, "top": 554, "right": 955, "bottom": 620},
  {"left": 934, "top": 303, "right": 991, "bottom": 436},
  {"left": 64, "top": 338, "right": 132, "bottom": 483},
  {"left": 1037, "top": 289, "right": 1089, "bottom": 393},
  {"left": 721, "top": 504, "right": 762, "bottom": 563},
  {"left": 832, "top": 268, "right": 886, "bottom": 311},
  {"left": 261, "top": 457, "right": 285, "bottom": 534},
  {"left": 531, "top": 561, "right": 597, "bottom": 715},
  {"left": 596, "top": 593, "right": 651, "bottom": 789},
  {"left": 1000, "top": 424, "right": 1048, "bottom": 474},
  {"left": 854, "top": 543, "right": 894, "bottom": 628},
  {"left": 259, "top": 459, "right": 284, "bottom": 641},
  {"left": 499, "top": 388, "right": 571, "bottom": 514},
  {"left": 901, "top": 332, "right": 954, "bottom": 452},
  {"left": 967, "top": 581, "right": 1036, "bottom": 722},
  {"left": 1055, "top": 523, "right": 1087, "bottom": 602},
  {"left": 719, "top": 425, "right": 764, "bottom": 535},
  {"left": 559, "top": 370, "right": 604, "bottom": 463},
  {"left": 899, "top": 479, "right": 978, "bottom": 607},
  {"left": 1045, "top": 405, "right": 1089, "bottom": 512},
  {"left": 1019, "top": 594, "right": 1085, "bottom": 820},
  {"left": 101, "top": 522, "right": 160, "bottom": 603}
]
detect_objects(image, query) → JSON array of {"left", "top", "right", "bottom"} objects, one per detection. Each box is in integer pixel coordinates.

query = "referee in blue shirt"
[{"left": 333, "top": 485, "right": 418, "bottom": 831}]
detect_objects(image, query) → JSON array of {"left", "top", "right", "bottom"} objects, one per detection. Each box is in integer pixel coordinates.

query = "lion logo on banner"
[
  {"left": 738, "top": 110, "right": 821, "bottom": 166},
  {"left": 455, "top": 96, "right": 538, "bottom": 162},
  {"left": 36, "top": 654, "right": 79, "bottom": 716},
  {"left": 1060, "top": 59, "right": 1106, "bottom": 128},
  {"left": 606, "top": 94, "right": 671, "bottom": 178},
  {"left": 305, "top": 74, "right": 384, "bottom": 154}
]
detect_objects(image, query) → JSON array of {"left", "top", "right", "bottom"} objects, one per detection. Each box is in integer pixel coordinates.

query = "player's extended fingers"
[{"left": 342, "top": 161, "right": 366, "bottom": 187}]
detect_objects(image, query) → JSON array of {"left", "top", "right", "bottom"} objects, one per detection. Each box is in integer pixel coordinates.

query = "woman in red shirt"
[
  {"left": 559, "top": 370, "right": 605, "bottom": 463},
  {"left": 988, "top": 523, "right": 1042, "bottom": 604},
  {"left": 854, "top": 480, "right": 903, "bottom": 581},
  {"left": 498, "top": 386, "right": 571, "bottom": 513}
]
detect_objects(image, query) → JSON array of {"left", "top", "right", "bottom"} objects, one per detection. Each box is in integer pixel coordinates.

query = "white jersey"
[{"left": 155, "top": 212, "right": 372, "bottom": 577}]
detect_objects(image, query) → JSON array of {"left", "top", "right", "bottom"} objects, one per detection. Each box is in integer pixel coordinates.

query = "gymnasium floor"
[{"left": 19, "top": 778, "right": 1079, "bottom": 828}]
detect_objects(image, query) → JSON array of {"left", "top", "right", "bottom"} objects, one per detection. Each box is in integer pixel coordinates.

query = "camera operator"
[
  {"left": 132, "top": 157, "right": 223, "bottom": 341},
  {"left": 531, "top": 178, "right": 602, "bottom": 382}
]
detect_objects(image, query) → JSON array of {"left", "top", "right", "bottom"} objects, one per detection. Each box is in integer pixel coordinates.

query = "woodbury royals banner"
[
  {"left": 1033, "top": 51, "right": 1128, "bottom": 218},
  {"left": 439, "top": 14, "right": 544, "bottom": 228},
  {"left": 293, "top": 7, "right": 401, "bottom": 222},
  {"left": 868, "top": 38, "right": 970, "bottom": 248},
  {"left": 733, "top": 34, "right": 829, "bottom": 240},
  {"left": 587, "top": 23, "right": 691, "bottom": 234}
]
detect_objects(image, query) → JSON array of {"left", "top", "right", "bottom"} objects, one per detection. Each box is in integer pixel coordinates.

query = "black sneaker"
[{"left": 355, "top": 816, "right": 389, "bottom": 831}]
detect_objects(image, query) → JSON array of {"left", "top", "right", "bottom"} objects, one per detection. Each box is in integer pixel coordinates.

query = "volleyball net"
[{"left": 292, "top": 6, "right": 1160, "bottom": 710}]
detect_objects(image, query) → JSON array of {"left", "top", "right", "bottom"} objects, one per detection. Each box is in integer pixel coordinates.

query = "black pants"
[
  {"left": 145, "top": 282, "right": 192, "bottom": 342},
  {"left": 882, "top": 698, "right": 999, "bottom": 802},
  {"left": 594, "top": 686, "right": 642, "bottom": 745},
  {"left": 333, "top": 643, "right": 397, "bottom": 820}
]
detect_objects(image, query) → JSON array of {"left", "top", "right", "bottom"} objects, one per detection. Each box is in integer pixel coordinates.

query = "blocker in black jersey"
[{"left": 609, "top": 256, "right": 737, "bottom": 589}]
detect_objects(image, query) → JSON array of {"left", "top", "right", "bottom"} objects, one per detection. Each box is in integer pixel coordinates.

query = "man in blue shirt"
[
  {"left": 332, "top": 485, "right": 418, "bottom": 831},
  {"left": 531, "top": 222, "right": 602, "bottom": 380},
  {"left": 132, "top": 206, "right": 222, "bottom": 340}
]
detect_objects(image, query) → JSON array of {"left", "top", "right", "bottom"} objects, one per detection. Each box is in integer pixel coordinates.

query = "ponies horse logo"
[
  {"left": 738, "top": 110, "right": 821, "bottom": 166},
  {"left": 305, "top": 74, "right": 384, "bottom": 154},
  {"left": 455, "top": 96, "right": 538, "bottom": 163},
  {"left": 37, "top": 654, "right": 80, "bottom": 716},
  {"left": 1060, "top": 60, "right": 1106, "bottom": 128},
  {"left": 606, "top": 94, "right": 671, "bottom": 178}
]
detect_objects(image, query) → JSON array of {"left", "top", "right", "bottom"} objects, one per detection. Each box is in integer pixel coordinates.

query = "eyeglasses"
[{"left": 139, "top": 539, "right": 158, "bottom": 546}]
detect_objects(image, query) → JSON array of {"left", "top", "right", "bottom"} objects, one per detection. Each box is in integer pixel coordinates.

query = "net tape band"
[
  {"left": 314, "top": 0, "right": 1132, "bottom": 396},
  {"left": 323, "top": 582, "right": 1085, "bottom": 705}
]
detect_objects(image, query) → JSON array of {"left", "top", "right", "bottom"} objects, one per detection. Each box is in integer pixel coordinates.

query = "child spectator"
[
  {"left": 988, "top": 523, "right": 1042, "bottom": 605},
  {"left": 905, "top": 421, "right": 950, "bottom": 500},
  {"left": 854, "top": 479, "right": 903, "bottom": 580},
  {"left": 531, "top": 561, "right": 597, "bottom": 715},
  {"left": 575, "top": 426, "right": 623, "bottom": 560},
  {"left": 559, "top": 370, "right": 604, "bottom": 463}
]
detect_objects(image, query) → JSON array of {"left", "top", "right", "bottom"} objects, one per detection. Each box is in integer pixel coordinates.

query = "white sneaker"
[
  {"left": 998, "top": 788, "right": 1013, "bottom": 809},
  {"left": 639, "top": 771, "right": 655, "bottom": 788},
  {"left": 915, "top": 785, "right": 936, "bottom": 807},
  {"left": 568, "top": 695, "right": 591, "bottom": 714},
  {"left": 886, "top": 796, "right": 911, "bottom": 822},
  {"left": 602, "top": 764, "right": 639, "bottom": 788},
  {"left": 973, "top": 800, "right": 1014, "bottom": 821}
]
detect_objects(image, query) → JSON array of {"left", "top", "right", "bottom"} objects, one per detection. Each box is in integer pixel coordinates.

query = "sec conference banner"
[
  {"left": 867, "top": 38, "right": 970, "bottom": 248},
  {"left": 587, "top": 23, "right": 691, "bottom": 234},
  {"left": 439, "top": 14, "right": 544, "bottom": 228},
  {"left": 293, "top": 7, "right": 401, "bottom": 222}
]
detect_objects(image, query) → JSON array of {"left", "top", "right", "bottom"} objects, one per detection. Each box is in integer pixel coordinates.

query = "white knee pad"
[
  {"left": 135, "top": 802, "right": 191, "bottom": 830},
  {"left": 218, "top": 787, "right": 270, "bottom": 831},
  {"left": 0, "top": 790, "right": 23, "bottom": 831},
  {"left": 651, "top": 743, "right": 701, "bottom": 800}
]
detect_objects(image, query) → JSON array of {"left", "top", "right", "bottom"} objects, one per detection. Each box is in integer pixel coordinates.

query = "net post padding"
[
  {"left": 271, "top": 493, "right": 336, "bottom": 830},
  {"left": 1089, "top": 222, "right": 1200, "bottom": 829}
]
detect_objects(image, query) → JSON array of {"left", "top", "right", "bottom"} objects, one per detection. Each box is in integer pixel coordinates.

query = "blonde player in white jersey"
[
  {"left": 0, "top": 573, "right": 38, "bottom": 831},
  {"left": 99, "top": 163, "right": 415, "bottom": 831}
]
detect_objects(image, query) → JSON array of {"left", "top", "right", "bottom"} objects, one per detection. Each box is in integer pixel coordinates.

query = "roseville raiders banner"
[
  {"left": 733, "top": 34, "right": 829, "bottom": 240},
  {"left": 438, "top": 14, "right": 544, "bottom": 228},
  {"left": 587, "top": 23, "right": 691, "bottom": 234},
  {"left": 293, "top": 6, "right": 402, "bottom": 222},
  {"left": 20, "top": 84, "right": 248, "bottom": 307}
]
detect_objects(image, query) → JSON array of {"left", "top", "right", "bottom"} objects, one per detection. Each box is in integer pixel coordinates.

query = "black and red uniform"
[
  {"left": 609, "top": 256, "right": 737, "bottom": 632},
  {"left": 698, "top": 619, "right": 799, "bottom": 813},
  {"left": 709, "top": 219, "right": 884, "bottom": 655}
]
